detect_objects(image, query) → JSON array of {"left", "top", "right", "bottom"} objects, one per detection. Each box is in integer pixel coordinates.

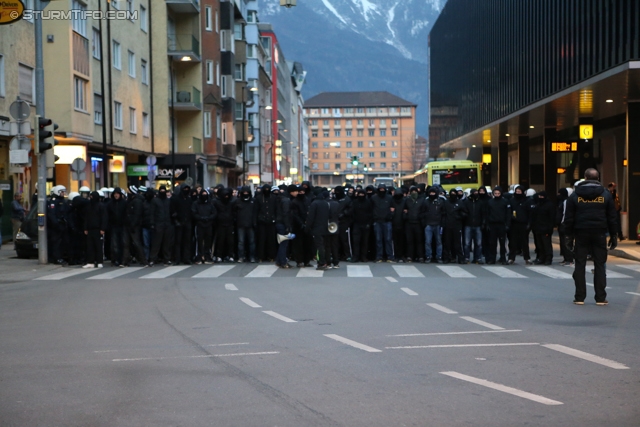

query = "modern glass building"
[{"left": 429, "top": 0, "right": 640, "bottom": 238}]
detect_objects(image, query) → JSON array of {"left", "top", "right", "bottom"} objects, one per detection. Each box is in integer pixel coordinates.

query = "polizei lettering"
[{"left": 577, "top": 197, "right": 605, "bottom": 203}]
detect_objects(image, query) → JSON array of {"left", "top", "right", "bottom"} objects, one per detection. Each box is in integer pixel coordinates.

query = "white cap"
[
  {"left": 79, "top": 186, "right": 91, "bottom": 192},
  {"left": 68, "top": 192, "right": 80, "bottom": 201},
  {"left": 525, "top": 188, "right": 536, "bottom": 197}
]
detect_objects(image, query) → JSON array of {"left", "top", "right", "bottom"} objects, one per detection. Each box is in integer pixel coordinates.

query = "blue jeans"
[
  {"left": 237, "top": 226, "right": 256, "bottom": 260},
  {"left": 464, "top": 226, "right": 483, "bottom": 262},
  {"left": 275, "top": 223, "right": 289, "bottom": 266},
  {"left": 373, "top": 221, "right": 394, "bottom": 261},
  {"left": 424, "top": 225, "right": 442, "bottom": 260},
  {"left": 142, "top": 228, "right": 153, "bottom": 261}
]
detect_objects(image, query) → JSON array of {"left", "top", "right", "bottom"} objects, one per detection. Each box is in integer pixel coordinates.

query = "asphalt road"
[{"left": 1, "top": 259, "right": 639, "bottom": 427}]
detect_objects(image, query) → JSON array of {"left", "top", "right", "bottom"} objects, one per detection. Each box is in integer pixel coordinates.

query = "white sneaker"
[
  {"left": 82, "top": 264, "right": 94, "bottom": 269},
  {"left": 96, "top": 264, "right": 104, "bottom": 268}
]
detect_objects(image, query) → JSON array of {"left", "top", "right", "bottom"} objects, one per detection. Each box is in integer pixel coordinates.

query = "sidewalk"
[
  {"left": 0, "top": 243, "right": 63, "bottom": 282},
  {"left": 551, "top": 236, "right": 640, "bottom": 262}
]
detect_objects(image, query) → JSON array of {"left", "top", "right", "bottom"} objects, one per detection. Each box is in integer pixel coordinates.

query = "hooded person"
[
  {"left": 463, "top": 188, "right": 485, "bottom": 264},
  {"left": 301, "top": 181, "right": 315, "bottom": 202},
  {"left": 141, "top": 188, "right": 155, "bottom": 262},
  {"left": 234, "top": 186, "right": 258, "bottom": 263},
  {"left": 192, "top": 189, "right": 217, "bottom": 264},
  {"left": 441, "top": 189, "right": 466, "bottom": 264},
  {"left": 149, "top": 185, "right": 174, "bottom": 266},
  {"left": 507, "top": 185, "right": 533, "bottom": 265},
  {"left": 47, "top": 185, "right": 70, "bottom": 265},
  {"left": 556, "top": 188, "right": 575, "bottom": 266},
  {"left": 273, "top": 185, "right": 294, "bottom": 269},
  {"left": 305, "top": 189, "right": 331, "bottom": 270},
  {"left": 212, "top": 187, "right": 236, "bottom": 262},
  {"left": 420, "top": 186, "right": 445, "bottom": 263},
  {"left": 256, "top": 183, "right": 278, "bottom": 262},
  {"left": 390, "top": 188, "right": 406, "bottom": 261},
  {"left": 350, "top": 188, "right": 373, "bottom": 262},
  {"left": 370, "top": 184, "right": 394, "bottom": 262},
  {"left": 170, "top": 184, "right": 194, "bottom": 264},
  {"left": 290, "top": 184, "right": 313, "bottom": 267},
  {"left": 82, "top": 191, "right": 108, "bottom": 269},
  {"left": 531, "top": 190, "right": 556, "bottom": 265},
  {"left": 403, "top": 186, "right": 425, "bottom": 262},
  {"left": 333, "top": 185, "right": 353, "bottom": 261},
  {"left": 485, "top": 185, "right": 512, "bottom": 264},
  {"left": 122, "top": 186, "right": 149, "bottom": 267},
  {"left": 106, "top": 187, "right": 127, "bottom": 266}
]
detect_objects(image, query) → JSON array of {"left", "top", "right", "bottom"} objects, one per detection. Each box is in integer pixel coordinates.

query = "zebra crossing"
[{"left": 32, "top": 262, "right": 637, "bottom": 282}]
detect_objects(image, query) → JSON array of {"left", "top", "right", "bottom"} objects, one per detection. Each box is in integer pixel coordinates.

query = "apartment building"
[{"left": 304, "top": 92, "right": 417, "bottom": 187}]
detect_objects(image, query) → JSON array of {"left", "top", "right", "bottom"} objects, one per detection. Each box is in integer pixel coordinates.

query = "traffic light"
[
  {"left": 352, "top": 156, "right": 358, "bottom": 166},
  {"left": 36, "top": 117, "right": 58, "bottom": 154}
]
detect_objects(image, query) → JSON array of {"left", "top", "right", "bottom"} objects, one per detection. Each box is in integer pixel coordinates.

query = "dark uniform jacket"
[
  {"left": 192, "top": 193, "right": 217, "bottom": 227},
  {"left": 531, "top": 198, "right": 556, "bottom": 234},
  {"left": 564, "top": 180, "right": 617, "bottom": 236}
]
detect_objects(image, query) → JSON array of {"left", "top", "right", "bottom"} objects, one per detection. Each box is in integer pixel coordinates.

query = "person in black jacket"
[
  {"left": 274, "top": 186, "right": 293, "bottom": 268},
  {"left": 290, "top": 185, "right": 313, "bottom": 267},
  {"left": 192, "top": 189, "right": 216, "bottom": 264},
  {"left": 334, "top": 186, "right": 353, "bottom": 261},
  {"left": 531, "top": 191, "right": 556, "bottom": 265},
  {"left": 122, "top": 186, "right": 148, "bottom": 266},
  {"left": 47, "top": 186, "right": 69, "bottom": 265},
  {"left": 306, "top": 191, "right": 331, "bottom": 270},
  {"left": 371, "top": 185, "right": 394, "bottom": 262},
  {"left": 391, "top": 189, "right": 406, "bottom": 262},
  {"left": 325, "top": 193, "right": 341, "bottom": 268},
  {"left": 564, "top": 169, "right": 618, "bottom": 305},
  {"left": 171, "top": 184, "right": 194, "bottom": 264},
  {"left": 404, "top": 186, "right": 424, "bottom": 262},
  {"left": 141, "top": 189, "right": 155, "bottom": 262},
  {"left": 421, "top": 187, "right": 445, "bottom": 263},
  {"left": 213, "top": 187, "right": 236, "bottom": 262},
  {"left": 442, "top": 189, "right": 466, "bottom": 264},
  {"left": 485, "top": 186, "right": 512, "bottom": 264},
  {"left": 256, "top": 184, "right": 277, "bottom": 262},
  {"left": 107, "top": 187, "right": 127, "bottom": 266},
  {"left": 351, "top": 189, "right": 373, "bottom": 262},
  {"left": 150, "top": 185, "right": 173, "bottom": 266},
  {"left": 556, "top": 188, "right": 574, "bottom": 266},
  {"left": 235, "top": 186, "right": 257, "bottom": 263},
  {"left": 463, "top": 188, "right": 485, "bottom": 264},
  {"left": 508, "top": 185, "right": 533, "bottom": 265},
  {"left": 82, "top": 191, "right": 107, "bottom": 268}
]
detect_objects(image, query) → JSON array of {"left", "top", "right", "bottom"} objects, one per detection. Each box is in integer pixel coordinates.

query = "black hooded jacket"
[
  {"left": 192, "top": 192, "right": 217, "bottom": 227},
  {"left": 290, "top": 193, "right": 310, "bottom": 232},
  {"left": 212, "top": 188, "right": 235, "bottom": 227},
  {"left": 171, "top": 185, "right": 194, "bottom": 226},
  {"left": 352, "top": 191, "right": 373, "bottom": 226},
  {"left": 531, "top": 193, "right": 556, "bottom": 234},
  {"left": 256, "top": 185, "right": 277, "bottom": 224},
  {"left": 106, "top": 188, "right": 127, "bottom": 228},
  {"left": 334, "top": 186, "right": 353, "bottom": 224},
  {"left": 126, "top": 192, "right": 144, "bottom": 229},
  {"left": 153, "top": 190, "right": 172, "bottom": 227},
  {"left": 306, "top": 195, "right": 330, "bottom": 236},
  {"left": 510, "top": 186, "right": 530, "bottom": 225},
  {"left": 442, "top": 193, "right": 466, "bottom": 229},
  {"left": 235, "top": 186, "right": 257, "bottom": 228},
  {"left": 84, "top": 192, "right": 108, "bottom": 232},
  {"left": 391, "top": 191, "right": 406, "bottom": 228},
  {"left": 371, "top": 186, "right": 393, "bottom": 223},
  {"left": 564, "top": 180, "right": 617, "bottom": 235},
  {"left": 142, "top": 190, "right": 155, "bottom": 228}
]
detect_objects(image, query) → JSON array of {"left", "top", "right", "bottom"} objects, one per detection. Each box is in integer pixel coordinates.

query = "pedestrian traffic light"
[
  {"left": 352, "top": 156, "right": 358, "bottom": 166},
  {"left": 36, "top": 117, "right": 58, "bottom": 154}
]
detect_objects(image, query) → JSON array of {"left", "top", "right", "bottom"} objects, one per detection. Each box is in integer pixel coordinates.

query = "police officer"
[
  {"left": 47, "top": 185, "right": 69, "bottom": 264},
  {"left": 564, "top": 168, "right": 618, "bottom": 306}
]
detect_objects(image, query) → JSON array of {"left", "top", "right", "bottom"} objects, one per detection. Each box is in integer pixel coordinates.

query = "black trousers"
[
  {"left": 86, "top": 230, "right": 103, "bottom": 265},
  {"left": 124, "top": 227, "right": 147, "bottom": 265},
  {"left": 257, "top": 222, "right": 277, "bottom": 261},
  {"left": 338, "top": 222, "right": 352, "bottom": 259},
  {"left": 110, "top": 227, "right": 125, "bottom": 264},
  {"left": 196, "top": 224, "right": 213, "bottom": 261},
  {"left": 173, "top": 225, "right": 192, "bottom": 263},
  {"left": 325, "top": 233, "right": 340, "bottom": 265},
  {"left": 535, "top": 231, "right": 553, "bottom": 263},
  {"left": 392, "top": 227, "right": 405, "bottom": 260},
  {"left": 48, "top": 227, "right": 67, "bottom": 262},
  {"left": 69, "top": 230, "right": 85, "bottom": 265},
  {"left": 405, "top": 223, "right": 425, "bottom": 260},
  {"left": 292, "top": 230, "right": 313, "bottom": 265},
  {"left": 442, "top": 226, "right": 464, "bottom": 263},
  {"left": 215, "top": 225, "right": 234, "bottom": 259},
  {"left": 313, "top": 233, "right": 327, "bottom": 266},
  {"left": 352, "top": 223, "right": 370, "bottom": 262},
  {"left": 558, "top": 225, "right": 574, "bottom": 262},
  {"left": 508, "top": 223, "right": 531, "bottom": 261},
  {"left": 573, "top": 231, "right": 608, "bottom": 302},
  {"left": 150, "top": 225, "right": 174, "bottom": 263},
  {"left": 487, "top": 224, "right": 507, "bottom": 263}
]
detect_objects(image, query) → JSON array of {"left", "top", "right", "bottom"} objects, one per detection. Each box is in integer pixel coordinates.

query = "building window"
[
  {"left": 392, "top": 162, "right": 398, "bottom": 170},
  {"left": 142, "top": 112, "right": 149, "bottom": 137},
  {"left": 312, "top": 142, "right": 318, "bottom": 149},
  {"left": 392, "top": 151, "right": 398, "bottom": 158},
  {"left": 368, "top": 141, "right": 375, "bottom": 147},
  {"left": 357, "top": 130, "right": 363, "bottom": 137},
  {"left": 391, "top": 119, "right": 398, "bottom": 124},
  {"left": 380, "top": 119, "right": 386, "bottom": 126},
  {"left": 92, "top": 28, "right": 101, "bottom": 59},
  {"left": 380, "top": 151, "right": 386, "bottom": 158},
  {"left": 235, "top": 103, "right": 243, "bottom": 121},
  {"left": 221, "top": 75, "right": 227, "bottom": 97},
  {"left": 126, "top": 0, "right": 133, "bottom": 15},
  {"left": 334, "top": 119, "right": 340, "bottom": 125},
  {"left": 391, "top": 129, "right": 398, "bottom": 136},
  {"left": 141, "top": 59, "right": 148, "bottom": 84},
  {"left": 205, "top": 6, "right": 212, "bottom": 31},
  {"left": 74, "top": 76, "right": 87, "bottom": 111},
  {"left": 234, "top": 23, "right": 243, "bottom": 40},
  {"left": 345, "top": 108, "right": 353, "bottom": 113},
  {"left": 18, "top": 64, "right": 34, "bottom": 103},
  {"left": 357, "top": 141, "right": 363, "bottom": 148},
  {"left": 111, "top": 0, "right": 118, "bottom": 9},
  {"left": 312, "top": 163, "right": 318, "bottom": 170},
  {"left": 323, "top": 142, "right": 330, "bottom": 148},
  {"left": 346, "top": 152, "right": 352, "bottom": 158},
  {"left": 234, "top": 63, "right": 244, "bottom": 81},
  {"left": 114, "top": 101, "right": 122, "bottom": 129},
  {"left": 334, "top": 152, "right": 341, "bottom": 159},
  {"left": 346, "top": 141, "right": 352, "bottom": 148},
  {"left": 368, "top": 129, "right": 375, "bottom": 137},
  {"left": 401, "top": 107, "right": 410, "bottom": 113},
  {"left": 247, "top": 10, "right": 257, "bottom": 23},
  {"left": 380, "top": 141, "right": 386, "bottom": 147},
  {"left": 312, "top": 152, "right": 318, "bottom": 159},
  {"left": 369, "top": 119, "right": 375, "bottom": 126},
  {"left": 346, "top": 130, "right": 352, "bottom": 136},
  {"left": 247, "top": 44, "right": 257, "bottom": 58},
  {"left": 334, "top": 130, "right": 341, "bottom": 137},
  {"left": 357, "top": 152, "right": 364, "bottom": 158},
  {"left": 72, "top": 0, "right": 87, "bottom": 37},
  {"left": 333, "top": 108, "right": 340, "bottom": 115},
  {"left": 206, "top": 60, "right": 214, "bottom": 84},
  {"left": 323, "top": 152, "right": 330, "bottom": 159},
  {"left": 335, "top": 163, "right": 341, "bottom": 170},
  {"left": 357, "top": 119, "right": 363, "bottom": 125},
  {"left": 216, "top": 62, "right": 220, "bottom": 86},
  {"left": 321, "top": 108, "right": 329, "bottom": 114},
  {"left": 323, "top": 119, "right": 329, "bottom": 125},
  {"left": 128, "top": 51, "right": 135, "bottom": 77},
  {"left": 94, "top": 94, "right": 103, "bottom": 124},
  {"left": 0, "top": 55, "right": 5, "bottom": 98},
  {"left": 380, "top": 129, "right": 386, "bottom": 136},
  {"left": 140, "top": 5, "right": 147, "bottom": 32},
  {"left": 112, "top": 41, "right": 121, "bottom": 69},
  {"left": 357, "top": 108, "right": 364, "bottom": 113},
  {"left": 204, "top": 111, "right": 212, "bottom": 137},
  {"left": 216, "top": 111, "right": 222, "bottom": 137},
  {"left": 312, "top": 131, "right": 318, "bottom": 138},
  {"left": 129, "top": 107, "right": 137, "bottom": 134},
  {"left": 323, "top": 131, "right": 329, "bottom": 137},
  {"left": 380, "top": 162, "right": 387, "bottom": 169},
  {"left": 392, "top": 141, "right": 398, "bottom": 147},
  {"left": 390, "top": 107, "right": 398, "bottom": 114},
  {"left": 215, "top": 10, "right": 219, "bottom": 32},
  {"left": 369, "top": 163, "right": 375, "bottom": 168},
  {"left": 369, "top": 152, "right": 375, "bottom": 158},
  {"left": 333, "top": 142, "right": 341, "bottom": 148}
]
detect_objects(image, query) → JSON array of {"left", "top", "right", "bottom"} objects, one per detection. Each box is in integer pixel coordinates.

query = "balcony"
[
  {"left": 168, "top": 34, "right": 201, "bottom": 62},
  {"left": 173, "top": 87, "right": 202, "bottom": 111},
  {"left": 166, "top": 0, "right": 200, "bottom": 14}
]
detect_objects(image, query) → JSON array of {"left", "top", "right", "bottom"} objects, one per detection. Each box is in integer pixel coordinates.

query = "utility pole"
[{"left": 35, "top": 0, "right": 49, "bottom": 264}]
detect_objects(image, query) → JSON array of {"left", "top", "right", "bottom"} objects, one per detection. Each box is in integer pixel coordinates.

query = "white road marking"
[
  {"left": 401, "top": 288, "right": 419, "bottom": 296},
  {"left": 239, "top": 297, "right": 262, "bottom": 308},
  {"left": 140, "top": 266, "right": 189, "bottom": 279},
  {"left": 526, "top": 266, "right": 573, "bottom": 279},
  {"left": 602, "top": 270, "right": 632, "bottom": 279},
  {"left": 262, "top": 310, "right": 297, "bottom": 323},
  {"left": 192, "top": 265, "right": 235, "bottom": 278},
  {"left": 393, "top": 265, "right": 425, "bottom": 277},
  {"left": 437, "top": 265, "right": 476, "bottom": 278},
  {"left": 541, "top": 344, "right": 629, "bottom": 369},
  {"left": 225, "top": 284, "right": 238, "bottom": 291},
  {"left": 440, "top": 371, "right": 563, "bottom": 406},
  {"left": 618, "top": 264, "right": 640, "bottom": 273},
  {"left": 386, "top": 277, "right": 398, "bottom": 283},
  {"left": 87, "top": 267, "right": 144, "bottom": 280},
  {"left": 245, "top": 265, "right": 279, "bottom": 277},
  {"left": 324, "top": 334, "right": 382, "bottom": 353},
  {"left": 427, "top": 303, "right": 458, "bottom": 314},
  {"left": 203, "top": 342, "right": 249, "bottom": 348},
  {"left": 482, "top": 266, "right": 527, "bottom": 278},
  {"left": 626, "top": 292, "right": 640, "bottom": 296},
  {"left": 34, "top": 269, "right": 91, "bottom": 281},
  {"left": 297, "top": 268, "right": 324, "bottom": 278},
  {"left": 388, "top": 330, "right": 522, "bottom": 337},
  {"left": 387, "top": 343, "right": 540, "bottom": 349},
  {"left": 112, "top": 351, "right": 279, "bottom": 362},
  {"left": 459, "top": 316, "right": 505, "bottom": 330},
  {"left": 93, "top": 350, "right": 118, "bottom": 353},
  {"left": 347, "top": 265, "right": 373, "bottom": 277}
]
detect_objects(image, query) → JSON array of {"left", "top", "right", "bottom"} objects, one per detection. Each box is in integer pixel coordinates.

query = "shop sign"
[
  {"left": 0, "top": 0, "right": 24, "bottom": 25},
  {"left": 109, "top": 155, "right": 126, "bottom": 173},
  {"left": 156, "top": 167, "right": 187, "bottom": 179},
  {"left": 127, "top": 164, "right": 157, "bottom": 176}
]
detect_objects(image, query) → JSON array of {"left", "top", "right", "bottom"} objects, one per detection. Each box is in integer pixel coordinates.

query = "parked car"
[{"left": 15, "top": 207, "right": 38, "bottom": 259}]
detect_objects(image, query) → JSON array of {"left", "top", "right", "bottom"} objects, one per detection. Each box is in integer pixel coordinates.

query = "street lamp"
[{"left": 280, "top": 0, "right": 296, "bottom": 7}]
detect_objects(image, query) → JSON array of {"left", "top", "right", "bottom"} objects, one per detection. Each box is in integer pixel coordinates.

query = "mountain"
[{"left": 259, "top": 0, "right": 446, "bottom": 137}]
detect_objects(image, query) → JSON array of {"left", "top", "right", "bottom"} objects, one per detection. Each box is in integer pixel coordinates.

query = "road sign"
[
  {"left": 147, "top": 171, "right": 157, "bottom": 182},
  {"left": 9, "top": 99, "right": 30, "bottom": 121},
  {"left": 9, "top": 121, "right": 31, "bottom": 136},
  {"left": 71, "top": 157, "right": 86, "bottom": 172},
  {"left": 10, "top": 150, "right": 29, "bottom": 164},
  {"left": 184, "top": 176, "right": 194, "bottom": 187},
  {"left": 71, "top": 171, "right": 87, "bottom": 181},
  {"left": 146, "top": 155, "right": 157, "bottom": 166},
  {"left": 9, "top": 136, "right": 31, "bottom": 151}
]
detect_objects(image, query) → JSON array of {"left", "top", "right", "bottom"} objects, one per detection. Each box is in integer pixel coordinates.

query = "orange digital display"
[{"left": 551, "top": 142, "right": 578, "bottom": 152}]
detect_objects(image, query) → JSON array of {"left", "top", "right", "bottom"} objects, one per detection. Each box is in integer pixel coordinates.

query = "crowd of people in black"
[{"left": 39, "top": 179, "right": 589, "bottom": 271}]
